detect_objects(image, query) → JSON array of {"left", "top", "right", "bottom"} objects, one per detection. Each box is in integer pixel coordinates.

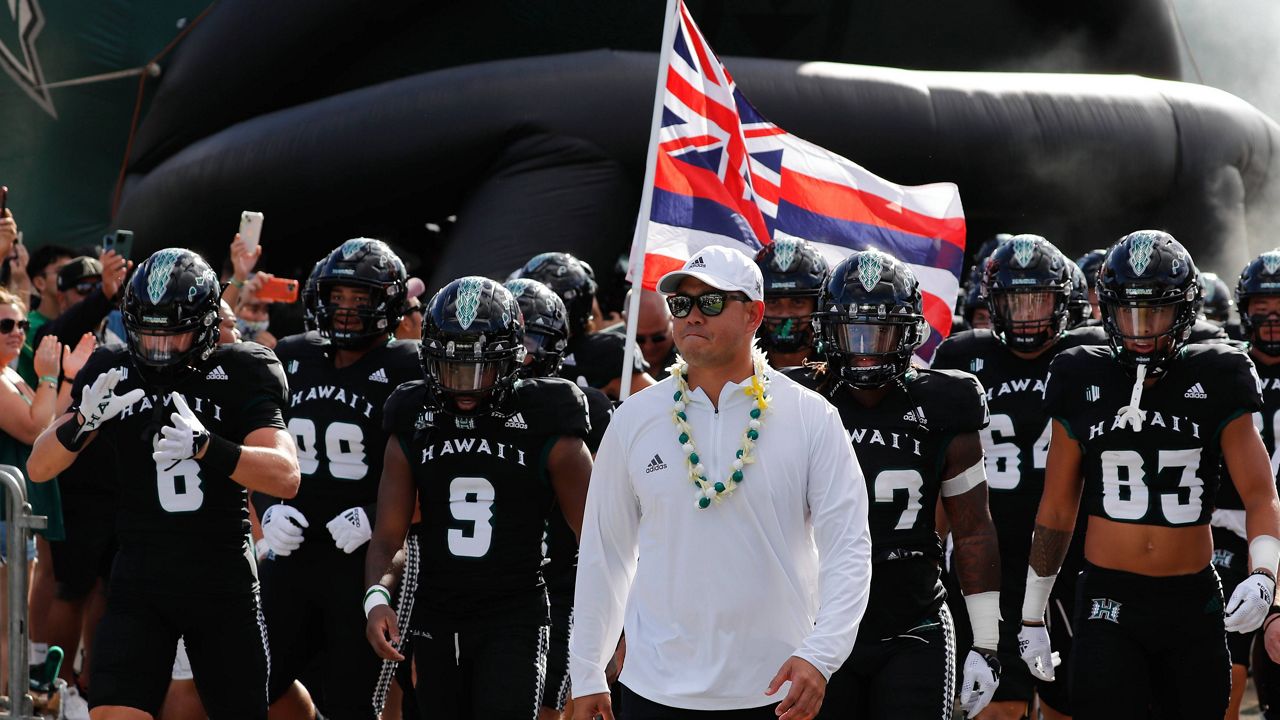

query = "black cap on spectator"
[{"left": 57, "top": 256, "right": 103, "bottom": 291}]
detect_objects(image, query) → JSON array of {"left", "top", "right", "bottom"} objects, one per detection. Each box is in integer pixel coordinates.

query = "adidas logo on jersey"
[
  {"left": 1085, "top": 385, "right": 1101, "bottom": 402},
  {"left": 903, "top": 410, "right": 917, "bottom": 422},
  {"left": 1184, "top": 383, "right": 1207, "bottom": 399},
  {"left": 368, "top": 368, "right": 388, "bottom": 383},
  {"left": 504, "top": 413, "right": 528, "bottom": 429},
  {"left": 205, "top": 365, "right": 228, "bottom": 381},
  {"left": 645, "top": 454, "right": 667, "bottom": 473}
]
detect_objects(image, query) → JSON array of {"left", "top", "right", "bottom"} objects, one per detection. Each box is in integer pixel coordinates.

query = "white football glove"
[
  {"left": 261, "top": 505, "right": 309, "bottom": 557},
  {"left": 152, "top": 393, "right": 210, "bottom": 469},
  {"left": 326, "top": 507, "right": 372, "bottom": 554},
  {"left": 76, "top": 369, "right": 145, "bottom": 438},
  {"left": 1017, "top": 623, "right": 1060, "bottom": 682},
  {"left": 958, "top": 649, "right": 1001, "bottom": 717},
  {"left": 1225, "top": 571, "right": 1276, "bottom": 633}
]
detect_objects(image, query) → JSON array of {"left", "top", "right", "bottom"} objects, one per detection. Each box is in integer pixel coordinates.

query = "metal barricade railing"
[{"left": 0, "top": 464, "right": 47, "bottom": 720}]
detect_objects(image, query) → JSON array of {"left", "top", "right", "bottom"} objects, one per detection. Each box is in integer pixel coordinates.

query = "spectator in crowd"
[
  {"left": 622, "top": 289, "right": 676, "bottom": 380},
  {"left": 394, "top": 277, "right": 426, "bottom": 341},
  {"left": 15, "top": 243, "right": 73, "bottom": 383}
]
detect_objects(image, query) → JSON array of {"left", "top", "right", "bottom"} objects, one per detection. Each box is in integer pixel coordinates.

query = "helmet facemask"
[
  {"left": 315, "top": 279, "right": 401, "bottom": 350},
  {"left": 1100, "top": 296, "right": 1195, "bottom": 370},
  {"left": 818, "top": 310, "right": 926, "bottom": 389},
  {"left": 420, "top": 335, "right": 526, "bottom": 416},
  {"left": 989, "top": 289, "right": 1068, "bottom": 352},
  {"left": 758, "top": 295, "right": 819, "bottom": 353},
  {"left": 1243, "top": 297, "right": 1280, "bottom": 356}
]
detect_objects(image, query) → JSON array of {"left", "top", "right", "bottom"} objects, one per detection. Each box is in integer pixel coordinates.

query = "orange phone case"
[{"left": 256, "top": 277, "right": 299, "bottom": 303}]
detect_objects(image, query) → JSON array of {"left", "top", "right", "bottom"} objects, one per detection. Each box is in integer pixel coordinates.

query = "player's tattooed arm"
[
  {"left": 1028, "top": 419, "right": 1085, "bottom": 577},
  {"left": 1028, "top": 524, "right": 1073, "bottom": 578},
  {"left": 941, "top": 432, "right": 1000, "bottom": 594}
]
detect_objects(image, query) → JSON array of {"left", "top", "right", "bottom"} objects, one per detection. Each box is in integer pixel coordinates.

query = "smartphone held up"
[{"left": 239, "top": 211, "right": 264, "bottom": 253}]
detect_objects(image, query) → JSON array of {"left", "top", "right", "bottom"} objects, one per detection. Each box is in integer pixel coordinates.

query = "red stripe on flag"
[
  {"left": 666, "top": 68, "right": 739, "bottom": 139},
  {"left": 922, "top": 292, "right": 954, "bottom": 339},
  {"left": 641, "top": 253, "right": 689, "bottom": 291},
  {"left": 743, "top": 126, "right": 786, "bottom": 138},
  {"left": 781, "top": 172, "right": 966, "bottom": 248},
  {"left": 659, "top": 134, "right": 721, "bottom": 153},
  {"left": 679, "top": 2, "right": 721, "bottom": 87},
  {"left": 751, "top": 172, "right": 780, "bottom": 204}
]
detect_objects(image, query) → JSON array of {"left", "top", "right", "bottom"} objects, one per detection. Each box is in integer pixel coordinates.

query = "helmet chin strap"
[{"left": 1116, "top": 363, "right": 1148, "bottom": 432}]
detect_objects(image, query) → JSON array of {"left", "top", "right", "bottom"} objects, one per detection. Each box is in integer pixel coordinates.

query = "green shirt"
[{"left": 16, "top": 309, "right": 50, "bottom": 386}]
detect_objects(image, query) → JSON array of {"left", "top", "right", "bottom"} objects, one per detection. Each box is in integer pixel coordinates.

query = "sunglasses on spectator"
[
  {"left": 0, "top": 319, "right": 30, "bottom": 335},
  {"left": 636, "top": 332, "right": 670, "bottom": 345},
  {"left": 71, "top": 281, "right": 101, "bottom": 295},
  {"left": 666, "top": 291, "right": 752, "bottom": 318}
]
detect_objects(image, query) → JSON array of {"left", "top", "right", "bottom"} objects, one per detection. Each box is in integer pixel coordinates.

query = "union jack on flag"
[{"left": 635, "top": 0, "right": 966, "bottom": 360}]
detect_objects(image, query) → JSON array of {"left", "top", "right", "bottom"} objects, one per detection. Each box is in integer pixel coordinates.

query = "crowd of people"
[{"left": 3, "top": 198, "right": 1280, "bottom": 720}]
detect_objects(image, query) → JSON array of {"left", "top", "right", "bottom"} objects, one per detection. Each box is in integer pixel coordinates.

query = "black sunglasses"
[
  {"left": 0, "top": 319, "right": 30, "bottom": 335},
  {"left": 636, "top": 332, "right": 670, "bottom": 345},
  {"left": 72, "top": 281, "right": 101, "bottom": 295},
  {"left": 666, "top": 292, "right": 752, "bottom": 318}
]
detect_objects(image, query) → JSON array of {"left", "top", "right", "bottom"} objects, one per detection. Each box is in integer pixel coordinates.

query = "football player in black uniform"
[
  {"left": 1019, "top": 231, "right": 1280, "bottom": 719},
  {"left": 792, "top": 251, "right": 1002, "bottom": 719},
  {"left": 1075, "top": 249, "right": 1106, "bottom": 321},
  {"left": 505, "top": 277, "right": 613, "bottom": 719},
  {"left": 254, "top": 239, "right": 420, "bottom": 720},
  {"left": 365, "top": 277, "right": 593, "bottom": 718},
  {"left": 932, "top": 234, "right": 1083, "bottom": 720},
  {"left": 1215, "top": 251, "right": 1280, "bottom": 720},
  {"left": 28, "top": 248, "right": 300, "bottom": 720},
  {"left": 753, "top": 237, "right": 828, "bottom": 369},
  {"left": 515, "top": 252, "right": 654, "bottom": 399}
]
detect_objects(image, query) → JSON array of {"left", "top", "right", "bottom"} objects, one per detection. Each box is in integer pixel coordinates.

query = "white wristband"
[
  {"left": 1251, "top": 535, "right": 1280, "bottom": 576},
  {"left": 963, "top": 590, "right": 1001, "bottom": 650},
  {"left": 363, "top": 584, "right": 391, "bottom": 618},
  {"left": 1021, "top": 567, "right": 1057, "bottom": 623}
]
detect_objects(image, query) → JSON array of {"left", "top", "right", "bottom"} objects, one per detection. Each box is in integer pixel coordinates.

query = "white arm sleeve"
[
  {"left": 792, "top": 400, "right": 871, "bottom": 679},
  {"left": 568, "top": 422, "right": 641, "bottom": 699}
]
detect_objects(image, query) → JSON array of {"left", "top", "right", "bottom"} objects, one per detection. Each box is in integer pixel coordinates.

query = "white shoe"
[{"left": 57, "top": 681, "right": 90, "bottom": 720}]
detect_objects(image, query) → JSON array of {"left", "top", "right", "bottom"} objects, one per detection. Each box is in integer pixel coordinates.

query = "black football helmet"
[
  {"left": 121, "top": 248, "right": 222, "bottom": 384},
  {"left": 815, "top": 250, "right": 928, "bottom": 388},
  {"left": 1097, "top": 230, "right": 1200, "bottom": 370},
  {"left": 1198, "top": 271, "right": 1233, "bottom": 325},
  {"left": 1076, "top": 249, "right": 1107, "bottom": 289},
  {"left": 301, "top": 257, "right": 325, "bottom": 333},
  {"left": 420, "top": 276, "right": 526, "bottom": 415},
  {"left": 982, "top": 234, "right": 1072, "bottom": 352},
  {"left": 1067, "top": 262, "right": 1092, "bottom": 329},
  {"left": 1236, "top": 250, "right": 1280, "bottom": 356},
  {"left": 754, "top": 237, "right": 829, "bottom": 353},
  {"left": 514, "top": 252, "right": 597, "bottom": 338},
  {"left": 504, "top": 278, "right": 569, "bottom": 378},
  {"left": 314, "top": 238, "right": 408, "bottom": 349}
]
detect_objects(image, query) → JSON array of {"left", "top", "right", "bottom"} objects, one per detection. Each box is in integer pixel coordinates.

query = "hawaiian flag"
[{"left": 633, "top": 0, "right": 966, "bottom": 361}]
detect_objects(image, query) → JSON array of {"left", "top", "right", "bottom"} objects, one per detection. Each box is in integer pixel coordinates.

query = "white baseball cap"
[{"left": 656, "top": 245, "right": 765, "bottom": 301}]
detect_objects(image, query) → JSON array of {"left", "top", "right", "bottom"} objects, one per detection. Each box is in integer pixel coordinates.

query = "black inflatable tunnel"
[{"left": 113, "top": 50, "right": 1280, "bottom": 294}]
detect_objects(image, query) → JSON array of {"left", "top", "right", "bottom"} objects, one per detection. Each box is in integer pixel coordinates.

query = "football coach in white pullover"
[{"left": 570, "top": 246, "right": 871, "bottom": 720}]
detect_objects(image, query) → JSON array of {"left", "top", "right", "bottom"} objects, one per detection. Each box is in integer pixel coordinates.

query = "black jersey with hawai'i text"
[
  {"left": 259, "top": 332, "right": 420, "bottom": 546},
  {"left": 932, "top": 328, "right": 1101, "bottom": 571},
  {"left": 383, "top": 377, "right": 590, "bottom": 629},
  {"left": 1044, "top": 343, "right": 1263, "bottom": 527},
  {"left": 69, "top": 343, "right": 288, "bottom": 593},
  {"left": 788, "top": 365, "right": 988, "bottom": 640},
  {"left": 1217, "top": 353, "right": 1280, "bottom": 510}
]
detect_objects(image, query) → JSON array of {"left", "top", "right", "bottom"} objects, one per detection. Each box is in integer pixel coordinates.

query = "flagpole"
[{"left": 620, "top": 0, "right": 681, "bottom": 401}]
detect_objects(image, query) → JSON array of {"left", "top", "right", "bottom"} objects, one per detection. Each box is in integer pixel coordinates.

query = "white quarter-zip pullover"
[{"left": 569, "top": 368, "right": 871, "bottom": 710}]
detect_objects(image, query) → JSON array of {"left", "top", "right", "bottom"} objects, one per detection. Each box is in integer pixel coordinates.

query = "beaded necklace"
[{"left": 669, "top": 348, "right": 771, "bottom": 509}]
